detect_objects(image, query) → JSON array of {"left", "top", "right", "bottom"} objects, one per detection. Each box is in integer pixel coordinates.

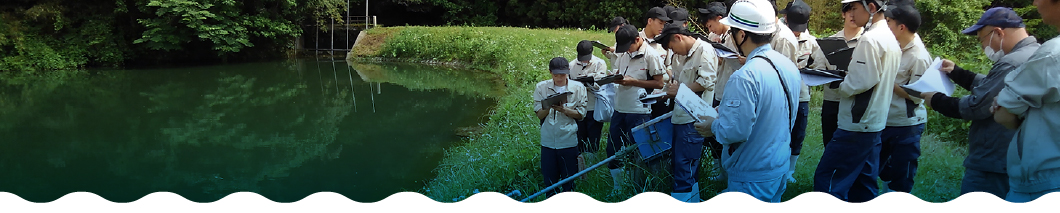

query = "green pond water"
[{"left": 0, "top": 60, "right": 502, "bottom": 202}]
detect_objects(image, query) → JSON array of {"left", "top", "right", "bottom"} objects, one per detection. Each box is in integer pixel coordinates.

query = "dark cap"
[
  {"left": 697, "top": 2, "right": 729, "bottom": 20},
  {"left": 549, "top": 57, "right": 570, "bottom": 75},
  {"left": 576, "top": 40, "right": 593, "bottom": 62},
  {"left": 654, "top": 24, "right": 695, "bottom": 50},
  {"left": 962, "top": 7, "right": 1025, "bottom": 35},
  {"left": 669, "top": 8, "right": 690, "bottom": 27},
  {"left": 885, "top": 4, "right": 922, "bottom": 33},
  {"left": 782, "top": 0, "right": 811, "bottom": 32},
  {"left": 663, "top": 5, "right": 677, "bottom": 15},
  {"left": 647, "top": 7, "right": 672, "bottom": 22},
  {"left": 608, "top": 16, "right": 629, "bottom": 33},
  {"left": 615, "top": 25, "right": 640, "bottom": 53}
]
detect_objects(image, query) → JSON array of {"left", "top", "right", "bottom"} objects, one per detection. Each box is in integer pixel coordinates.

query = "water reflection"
[{"left": 0, "top": 60, "right": 499, "bottom": 202}]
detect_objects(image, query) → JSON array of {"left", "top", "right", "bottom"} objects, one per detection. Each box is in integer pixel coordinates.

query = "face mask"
[{"left": 983, "top": 32, "right": 1005, "bottom": 62}]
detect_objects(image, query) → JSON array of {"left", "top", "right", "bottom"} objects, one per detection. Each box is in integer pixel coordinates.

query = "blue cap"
[{"left": 962, "top": 7, "right": 1025, "bottom": 35}]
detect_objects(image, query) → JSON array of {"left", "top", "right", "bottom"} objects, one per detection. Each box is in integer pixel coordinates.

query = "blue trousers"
[
  {"left": 878, "top": 123, "right": 925, "bottom": 193},
  {"left": 672, "top": 123, "right": 705, "bottom": 193},
  {"left": 577, "top": 110, "right": 604, "bottom": 153},
  {"left": 791, "top": 102, "right": 809, "bottom": 155},
  {"left": 607, "top": 112, "right": 651, "bottom": 169},
  {"left": 541, "top": 146, "right": 578, "bottom": 197},
  {"left": 813, "top": 129, "right": 882, "bottom": 202}
]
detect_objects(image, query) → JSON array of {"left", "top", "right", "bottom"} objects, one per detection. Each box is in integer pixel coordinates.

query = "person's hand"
[
  {"left": 666, "top": 80, "right": 679, "bottom": 97},
  {"left": 601, "top": 47, "right": 615, "bottom": 55},
  {"left": 694, "top": 116, "right": 717, "bottom": 137},
  {"left": 940, "top": 59, "right": 955, "bottom": 74},
  {"left": 738, "top": 56, "right": 747, "bottom": 65}
]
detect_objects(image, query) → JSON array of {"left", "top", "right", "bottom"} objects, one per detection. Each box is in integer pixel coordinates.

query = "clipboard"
[
  {"left": 540, "top": 91, "right": 572, "bottom": 108},
  {"left": 818, "top": 38, "right": 855, "bottom": 71},
  {"left": 572, "top": 76, "right": 596, "bottom": 84},
  {"left": 596, "top": 74, "right": 623, "bottom": 85},
  {"left": 591, "top": 41, "right": 611, "bottom": 50}
]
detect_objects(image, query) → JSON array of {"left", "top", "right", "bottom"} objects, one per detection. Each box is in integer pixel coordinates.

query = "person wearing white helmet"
[
  {"left": 812, "top": 0, "right": 901, "bottom": 203},
  {"left": 693, "top": 0, "right": 801, "bottom": 203}
]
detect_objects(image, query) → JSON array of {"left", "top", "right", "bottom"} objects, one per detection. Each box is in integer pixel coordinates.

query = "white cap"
[
  {"left": 720, "top": 0, "right": 777, "bottom": 34},
  {"left": 841, "top": 0, "right": 859, "bottom": 3}
]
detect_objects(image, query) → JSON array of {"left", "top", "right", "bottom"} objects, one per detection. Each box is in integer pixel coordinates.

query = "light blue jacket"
[
  {"left": 711, "top": 44, "right": 802, "bottom": 182},
  {"left": 997, "top": 37, "right": 1060, "bottom": 193}
]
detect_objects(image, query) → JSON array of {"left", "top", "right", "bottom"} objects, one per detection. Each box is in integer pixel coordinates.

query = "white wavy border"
[{"left": 0, "top": 191, "right": 1055, "bottom": 212}]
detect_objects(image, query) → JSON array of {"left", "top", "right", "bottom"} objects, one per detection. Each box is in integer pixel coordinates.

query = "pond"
[{"left": 0, "top": 60, "right": 502, "bottom": 202}]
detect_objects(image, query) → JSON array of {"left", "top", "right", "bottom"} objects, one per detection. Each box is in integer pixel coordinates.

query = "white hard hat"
[
  {"left": 720, "top": 0, "right": 777, "bottom": 34},
  {"left": 840, "top": 0, "right": 886, "bottom": 10}
]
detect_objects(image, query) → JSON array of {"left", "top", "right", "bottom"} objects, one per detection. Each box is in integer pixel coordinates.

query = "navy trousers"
[
  {"left": 541, "top": 146, "right": 579, "bottom": 197},
  {"left": 813, "top": 129, "right": 882, "bottom": 202},
  {"left": 577, "top": 110, "right": 604, "bottom": 153},
  {"left": 791, "top": 102, "right": 809, "bottom": 155},
  {"left": 878, "top": 123, "right": 925, "bottom": 193},
  {"left": 821, "top": 100, "right": 839, "bottom": 148},
  {"left": 672, "top": 123, "right": 705, "bottom": 193},
  {"left": 607, "top": 112, "right": 651, "bottom": 169}
]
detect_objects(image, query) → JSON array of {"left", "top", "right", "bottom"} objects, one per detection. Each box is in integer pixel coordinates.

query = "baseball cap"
[
  {"left": 669, "top": 8, "right": 690, "bottom": 27},
  {"left": 884, "top": 4, "right": 922, "bottom": 33},
  {"left": 782, "top": 0, "right": 811, "bottom": 32},
  {"left": 961, "top": 7, "right": 1025, "bottom": 35},
  {"left": 647, "top": 7, "right": 673, "bottom": 22},
  {"left": 654, "top": 24, "right": 695, "bottom": 50},
  {"left": 608, "top": 16, "right": 629, "bottom": 33},
  {"left": 615, "top": 25, "right": 640, "bottom": 53},
  {"left": 697, "top": 2, "right": 729, "bottom": 20},
  {"left": 576, "top": 40, "right": 593, "bottom": 62},
  {"left": 664, "top": 5, "right": 677, "bottom": 15},
  {"left": 549, "top": 57, "right": 570, "bottom": 75}
]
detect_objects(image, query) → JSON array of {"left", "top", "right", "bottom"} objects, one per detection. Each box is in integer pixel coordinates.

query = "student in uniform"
[
  {"left": 694, "top": 0, "right": 801, "bottom": 202},
  {"left": 643, "top": 7, "right": 676, "bottom": 119},
  {"left": 812, "top": 0, "right": 901, "bottom": 202},
  {"left": 655, "top": 24, "right": 719, "bottom": 202},
  {"left": 821, "top": 6, "right": 863, "bottom": 149},
  {"left": 991, "top": 0, "right": 1060, "bottom": 202},
  {"left": 918, "top": 7, "right": 1039, "bottom": 199},
  {"left": 605, "top": 24, "right": 667, "bottom": 192},
  {"left": 779, "top": 0, "right": 828, "bottom": 184},
  {"left": 570, "top": 40, "right": 611, "bottom": 171},
  {"left": 697, "top": 0, "right": 740, "bottom": 182},
  {"left": 604, "top": 17, "right": 631, "bottom": 62},
  {"left": 533, "top": 57, "right": 588, "bottom": 198},
  {"left": 878, "top": 4, "right": 929, "bottom": 194}
]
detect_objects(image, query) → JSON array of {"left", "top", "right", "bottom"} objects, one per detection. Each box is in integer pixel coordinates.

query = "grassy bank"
[{"left": 349, "top": 26, "right": 971, "bottom": 202}]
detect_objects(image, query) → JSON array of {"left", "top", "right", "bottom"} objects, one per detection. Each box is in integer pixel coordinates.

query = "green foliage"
[{"left": 0, "top": 0, "right": 348, "bottom": 72}]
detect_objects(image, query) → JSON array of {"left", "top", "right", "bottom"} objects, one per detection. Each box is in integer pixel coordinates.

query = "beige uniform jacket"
[
  {"left": 533, "top": 79, "right": 588, "bottom": 149},
  {"left": 837, "top": 19, "right": 902, "bottom": 132}
]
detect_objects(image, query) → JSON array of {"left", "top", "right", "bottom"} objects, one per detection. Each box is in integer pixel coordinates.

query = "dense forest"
[{"left": 1, "top": 0, "right": 1056, "bottom": 72}]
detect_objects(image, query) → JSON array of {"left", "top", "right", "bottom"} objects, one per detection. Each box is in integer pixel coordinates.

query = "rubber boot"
[
  {"left": 787, "top": 155, "right": 800, "bottom": 183},
  {"left": 610, "top": 168, "right": 624, "bottom": 192}
]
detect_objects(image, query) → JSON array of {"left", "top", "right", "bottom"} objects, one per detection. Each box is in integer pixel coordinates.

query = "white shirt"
[
  {"left": 534, "top": 79, "right": 588, "bottom": 149},
  {"left": 667, "top": 39, "right": 719, "bottom": 124},
  {"left": 570, "top": 56, "right": 610, "bottom": 110},
  {"left": 887, "top": 34, "right": 930, "bottom": 127}
]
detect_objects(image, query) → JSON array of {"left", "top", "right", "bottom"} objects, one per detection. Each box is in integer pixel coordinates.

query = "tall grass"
[{"left": 354, "top": 26, "right": 972, "bottom": 203}]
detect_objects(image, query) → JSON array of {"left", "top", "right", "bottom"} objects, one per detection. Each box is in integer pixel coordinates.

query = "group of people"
[{"left": 532, "top": 0, "right": 1060, "bottom": 203}]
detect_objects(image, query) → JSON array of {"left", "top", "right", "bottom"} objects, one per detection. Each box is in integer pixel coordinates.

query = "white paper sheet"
[
  {"left": 900, "top": 57, "right": 955, "bottom": 96},
  {"left": 674, "top": 83, "right": 718, "bottom": 123},
  {"left": 800, "top": 73, "right": 844, "bottom": 86}
]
